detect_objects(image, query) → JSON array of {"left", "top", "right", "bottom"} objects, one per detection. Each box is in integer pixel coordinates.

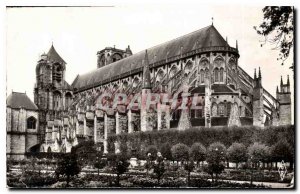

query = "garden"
[{"left": 7, "top": 125, "right": 294, "bottom": 188}]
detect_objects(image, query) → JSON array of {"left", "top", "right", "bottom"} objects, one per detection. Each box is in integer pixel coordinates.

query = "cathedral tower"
[
  {"left": 276, "top": 75, "right": 291, "bottom": 125},
  {"left": 253, "top": 67, "right": 264, "bottom": 127},
  {"left": 34, "top": 45, "right": 73, "bottom": 142}
]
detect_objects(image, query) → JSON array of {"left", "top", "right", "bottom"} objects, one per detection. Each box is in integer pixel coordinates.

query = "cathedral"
[{"left": 6, "top": 24, "right": 291, "bottom": 159}]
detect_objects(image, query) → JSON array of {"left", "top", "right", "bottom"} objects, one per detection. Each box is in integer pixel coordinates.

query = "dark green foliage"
[
  {"left": 184, "top": 159, "right": 195, "bottom": 186},
  {"left": 270, "top": 138, "right": 294, "bottom": 163},
  {"left": 159, "top": 142, "right": 173, "bottom": 160},
  {"left": 171, "top": 143, "right": 189, "bottom": 162},
  {"left": 205, "top": 142, "right": 227, "bottom": 181},
  {"left": 71, "top": 140, "right": 98, "bottom": 166},
  {"left": 153, "top": 155, "right": 165, "bottom": 184},
  {"left": 247, "top": 142, "right": 270, "bottom": 164},
  {"left": 55, "top": 153, "right": 81, "bottom": 187},
  {"left": 227, "top": 142, "right": 248, "bottom": 168},
  {"left": 107, "top": 125, "right": 294, "bottom": 157},
  {"left": 254, "top": 6, "right": 294, "bottom": 65},
  {"left": 189, "top": 142, "right": 206, "bottom": 164},
  {"left": 109, "top": 153, "right": 130, "bottom": 186},
  {"left": 145, "top": 145, "right": 158, "bottom": 161}
]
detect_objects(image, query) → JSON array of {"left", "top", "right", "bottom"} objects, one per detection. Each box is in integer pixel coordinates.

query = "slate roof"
[
  {"left": 7, "top": 92, "right": 38, "bottom": 110},
  {"left": 72, "top": 25, "right": 231, "bottom": 91},
  {"left": 47, "top": 45, "right": 66, "bottom": 64}
]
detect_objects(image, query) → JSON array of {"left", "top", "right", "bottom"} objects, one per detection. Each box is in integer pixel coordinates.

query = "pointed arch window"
[
  {"left": 214, "top": 68, "right": 219, "bottom": 82},
  {"left": 220, "top": 67, "right": 224, "bottom": 82},
  {"left": 200, "top": 70, "right": 205, "bottom": 83},
  {"left": 27, "top": 117, "right": 36, "bottom": 129}
]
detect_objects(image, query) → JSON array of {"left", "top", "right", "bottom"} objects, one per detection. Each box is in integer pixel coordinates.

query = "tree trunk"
[
  {"left": 66, "top": 175, "right": 70, "bottom": 187},
  {"left": 117, "top": 173, "right": 120, "bottom": 186},
  {"left": 187, "top": 171, "right": 191, "bottom": 186}
]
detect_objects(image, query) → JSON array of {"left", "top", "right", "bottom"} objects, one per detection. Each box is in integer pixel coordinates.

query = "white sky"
[{"left": 6, "top": 5, "right": 294, "bottom": 122}]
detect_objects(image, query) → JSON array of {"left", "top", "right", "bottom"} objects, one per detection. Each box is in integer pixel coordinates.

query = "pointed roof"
[
  {"left": 47, "top": 45, "right": 66, "bottom": 64},
  {"left": 7, "top": 92, "right": 38, "bottom": 110},
  {"left": 72, "top": 25, "right": 232, "bottom": 91},
  {"left": 142, "top": 50, "right": 151, "bottom": 89}
]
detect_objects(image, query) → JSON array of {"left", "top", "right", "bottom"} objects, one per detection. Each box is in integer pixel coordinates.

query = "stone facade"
[
  {"left": 13, "top": 24, "right": 291, "bottom": 155},
  {"left": 6, "top": 93, "right": 39, "bottom": 160}
]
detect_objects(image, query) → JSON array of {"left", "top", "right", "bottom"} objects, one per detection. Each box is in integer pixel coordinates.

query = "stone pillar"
[
  {"left": 228, "top": 103, "right": 241, "bottom": 127},
  {"left": 116, "top": 112, "right": 121, "bottom": 135},
  {"left": 94, "top": 115, "right": 98, "bottom": 143},
  {"left": 141, "top": 89, "right": 152, "bottom": 132},
  {"left": 157, "top": 103, "right": 171, "bottom": 130},
  {"left": 104, "top": 113, "right": 108, "bottom": 154},
  {"left": 178, "top": 93, "right": 192, "bottom": 131},
  {"left": 204, "top": 74, "right": 211, "bottom": 128},
  {"left": 128, "top": 109, "right": 133, "bottom": 133}
]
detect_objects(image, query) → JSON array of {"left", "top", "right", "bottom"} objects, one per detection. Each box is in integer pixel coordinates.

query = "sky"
[{"left": 6, "top": 5, "right": 294, "bottom": 122}]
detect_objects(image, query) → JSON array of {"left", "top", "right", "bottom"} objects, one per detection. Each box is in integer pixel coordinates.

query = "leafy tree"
[
  {"left": 71, "top": 140, "right": 98, "bottom": 166},
  {"left": 110, "top": 153, "right": 130, "bottom": 186},
  {"left": 55, "top": 153, "right": 81, "bottom": 187},
  {"left": 254, "top": 6, "right": 294, "bottom": 66},
  {"left": 94, "top": 151, "right": 106, "bottom": 176},
  {"left": 184, "top": 159, "right": 195, "bottom": 186},
  {"left": 189, "top": 142, "right": 206, "bottom": 167},
  {"left": 159, "top": 142, "right": 173, "bottom": 161},
  {"left": 271, "top": 139, "right": 294, "bottom": 169},
  {"left": 205, "top": 142, "right": 226, "bottom": 182},
  {"left": 227, "top": 142, "right": 247, "bottom": 168},
  {"left": 145, "top": 145, "right": 158, "bottom": 161},
  {"left": 171, "top": 143, "right": 190, "bottom": 165},
  {"left": 153, "top": 152, "right": 165, "bottom": 185},
  {"left": 247, "top": 142, "right": 270, "bottom": 168}
]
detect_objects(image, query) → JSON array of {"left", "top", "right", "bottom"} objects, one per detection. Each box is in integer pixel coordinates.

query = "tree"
[
  {"left": 254, "top": 6, "right": 294, "bottom": 66},
  {"left": 189, "top": 142, "right": 206, "bottom": 167},
  {"left": 247, "top": 142, "right": 270, "bottom": 168},
  {"left": 171, "top": 143, "right": 190, "bottom": 165},
  {"left": 271, "top": 139, "right": 294, "bottom": 169},
  {"left": 110, "top": 153, "right": 130, "bottom": 186},
  {"left": 145, "top": 145, "right": 158, "bottom": 161},
  {"left": 184, "top": 159, "right": 195, "bottom": 186},
  {"left": 160, "top": 142, "right": 173, "bottom": 161},
  {"left": 94, "top": 152, "right": 106, "bottom": 176},
  {"left": 227, "top": 142, "right": 247, "bottom": 168},
  {"left": 205, "top": 142, "right": 226, "bottom": 182},
  {"left": 55, "top": 153, "right": 81, "bottom": 187},
  {"left": 153, "top": 152, "right": 165, "bottom": 185}
]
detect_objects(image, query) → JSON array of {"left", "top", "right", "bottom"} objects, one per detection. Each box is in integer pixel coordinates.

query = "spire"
[
  {"left": 211, "top": 17, "right": 214, "bottom": 26},
  {"left": 287, "top": 75, "right": 290, "bottom": 86},
  {"left": 142, "top": 50, "right": 151, "bottom": 89},
  {"left": 258, "top": 67, "right": 261, "bottom": 79},
  {"left": 226, "top": 36, "right": 228, "bottom": 43},
  {"left": 254, "top": 68, "right": 257, "bottom": 79},
  {"left": 276, "top": 86, "right": 279, "bottom": 93},
  {"left": 236, "top": 40, "right": 238, "bottom": 50},
  {"left": 47, "top": 44, "right": 66, "bottom": 64},
  {"left": 280, "top": 76, "right": 283, "bottom": 86}
]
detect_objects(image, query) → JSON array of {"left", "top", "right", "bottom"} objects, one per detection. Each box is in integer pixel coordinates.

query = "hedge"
[{"left": 107, "top": 125, "right": 294, "bottom": 158}]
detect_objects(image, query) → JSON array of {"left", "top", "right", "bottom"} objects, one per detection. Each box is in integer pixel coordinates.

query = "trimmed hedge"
[{"left": 108, "top": 125, "right": 294, "bottom": 158}]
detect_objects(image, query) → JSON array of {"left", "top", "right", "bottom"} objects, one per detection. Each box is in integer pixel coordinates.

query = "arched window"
[
  {"left": 53, "top": 91, "right": 61, "bottom": 110},
  {"left": 169, "top": 65, "right": 178, "bottom": 78},
  {"left": 184, "top": 61, "right": 193, "bottom": 75},
  {"left": 218, "top": 103, "right": 225, "bottom": 116},
  {"left": 227, "top": 103, "right": 231, "bottom": 116},
  {"left": 205, "top": 68, "right": 209, "bottom": 79},
  {"left": 214, "top": 68, "right": 219, "bottom": 82},
  {"left": 27, "top": 116, "right": 36, "bottom": 129},
  {"left": 47, "top": 147, "right": 52, "bottom": 153},
  {"left": 132, "top": 77, "right": 140, "bottom": 88},
  {"left": 200, "top": 69, "right": 204, "bottom": 83},
  {"left": 65, "top": 92, "right": 72, "bottom": 109},
  {"left": 219, "top": 67, "right": 224, "bottom": 82}
]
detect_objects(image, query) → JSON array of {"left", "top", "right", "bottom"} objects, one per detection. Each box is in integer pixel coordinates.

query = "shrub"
[
  {"left": 227, "top": 142, "right": 247, "bottom": 168},
  {"left": 189, "top": 142, "right": 206, "bottom": 166},
  {"left": 171, "top": 143, "right": 189, "bottom": 163},
  {"left": 205, "top": 142, "right": 227, "bottom": 182},
  {"left": 145, "top": 145, "right": 158, "bottom": 161},
  {"left": 159, "top": 142, "right": 173, "bottom": 160},
  {"left": 247, "top": 142, "right": 270, "bottom": 166}
]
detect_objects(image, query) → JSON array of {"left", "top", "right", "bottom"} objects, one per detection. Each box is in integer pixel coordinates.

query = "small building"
[{"left": 6, "top": 92, "right": 40, "bottom": 160}]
